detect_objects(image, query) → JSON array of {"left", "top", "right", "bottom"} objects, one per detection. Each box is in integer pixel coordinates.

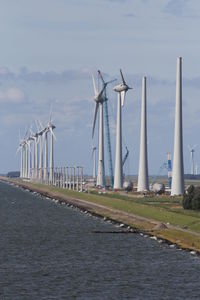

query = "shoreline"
[{"left": 1, "top": 176, "right": 200, "bottom": 255}]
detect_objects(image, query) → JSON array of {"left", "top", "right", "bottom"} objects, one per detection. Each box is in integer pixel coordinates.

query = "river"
[{"left": 0, "top": 181, "right": 200, "bottom": 299}]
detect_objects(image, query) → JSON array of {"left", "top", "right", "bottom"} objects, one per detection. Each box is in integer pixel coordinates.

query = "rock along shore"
[{"left": 1, "top": 176, "right": 200, "bottom": 255}]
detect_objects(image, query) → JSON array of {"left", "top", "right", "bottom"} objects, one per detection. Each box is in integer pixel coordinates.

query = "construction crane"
[
  {"left": 122, "top": 146, "right": 129, "bottom": 166},
  {"left": 151, "top": 162, "right": 168, "bottom": 186},
  {"left": 98, "top": 70, "right": 116, "bottom": 188}
]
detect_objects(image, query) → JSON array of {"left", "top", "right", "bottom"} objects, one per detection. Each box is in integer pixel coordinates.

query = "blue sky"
[{"left": 1, "top": 0, "right": 200, "bottom": 175}]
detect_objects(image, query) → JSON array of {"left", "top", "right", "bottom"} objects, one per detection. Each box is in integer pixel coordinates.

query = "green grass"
[{"left": 27, "top": 182, "right": 200, "bottom": 233}]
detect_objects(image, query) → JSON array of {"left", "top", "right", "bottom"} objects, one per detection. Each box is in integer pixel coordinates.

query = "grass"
[
  {"left": 24, "top": 181, "right": 200, "bottom": 233},
  {"left": 4, "top": 177, "right": 200, "bottom": 252}
]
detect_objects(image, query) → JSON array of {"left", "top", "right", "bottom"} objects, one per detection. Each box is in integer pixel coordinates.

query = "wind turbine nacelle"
[{"left": 114, "top": 84, "right": 129, "bottom": 93}]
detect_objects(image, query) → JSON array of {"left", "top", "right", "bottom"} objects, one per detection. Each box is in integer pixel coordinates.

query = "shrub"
[
  {"left": 192, "top": 187, "right": 200, "bottom": 210},
  {"left": 182, "top": 185, "right": 195, "bottom": 209}
]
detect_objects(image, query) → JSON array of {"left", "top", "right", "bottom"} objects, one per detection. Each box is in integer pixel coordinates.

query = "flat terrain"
[{"left": 1, "top": 177, "right": 200, "bottom": 253}]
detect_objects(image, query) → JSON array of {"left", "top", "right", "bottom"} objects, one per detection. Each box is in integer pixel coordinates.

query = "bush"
[
  {"left": 183, "top": 185, "right": 195, "bottom": 209},
  {"left": 192, "top": 187, "right": 200, "bottom": 210},
  {"left": 182, "top": 185, "right": 200, "bottom": 210}
]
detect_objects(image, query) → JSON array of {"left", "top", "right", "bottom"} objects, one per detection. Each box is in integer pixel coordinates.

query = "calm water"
[{"left": 0, "top": 181, "right": 200, "bottom": 299}]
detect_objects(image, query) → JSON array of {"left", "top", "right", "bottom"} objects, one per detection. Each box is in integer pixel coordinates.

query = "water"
[{"left": 0, "top": 181, "right": 200, "bottom": 300}]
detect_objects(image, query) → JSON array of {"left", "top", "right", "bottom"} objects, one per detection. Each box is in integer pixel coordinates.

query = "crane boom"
[{"left": 122, "top": 146, "right": 129, "bottom": 166}]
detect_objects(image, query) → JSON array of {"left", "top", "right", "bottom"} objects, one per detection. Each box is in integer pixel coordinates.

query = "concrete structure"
[
  {"left": 137, "top": 76, "right": 149, "bottom": 192},
  {"left": 171, "top": 57, "right": 184, "bottom": 196},
  {"left": 113, "top": 70, "right": 132, "bottom": 189},
  {"left": 114, "top": 92, "right": 123, "bottom": 189}
]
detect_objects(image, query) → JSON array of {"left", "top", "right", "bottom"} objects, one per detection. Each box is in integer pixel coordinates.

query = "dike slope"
[{"left": 1, "top": 177, "right": 200, "bottom": 254}]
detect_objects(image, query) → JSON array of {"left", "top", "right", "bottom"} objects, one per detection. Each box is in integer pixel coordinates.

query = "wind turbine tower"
[
  {"left": 137, "top": 76, "right": 149, "bottom": 192},
  {"left": 188, "top": 145, "right": 196, "bottom": 175},
  {"left": 43, "top": 130, "right": 48, "bottom": 182},
  {"left": 92, "top": 146, "right": 97, "bottom": 184},
  {"left": 38, "top": 130, "right": 43, "bottom": 181},
  {"left": 171, "top": 57, "right": 184, "bottom": 196},
  {"left": 92, "top": 73, "right": 107, "bottom": 187},
  {"left": 48, "top": 118, "right": 56, "bottom": 184},
  {"left": 113, "top": 69, "right": 132, "bottom": 189}
]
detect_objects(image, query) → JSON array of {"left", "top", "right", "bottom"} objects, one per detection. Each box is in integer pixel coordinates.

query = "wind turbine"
[
  {"left": 30, "top": 128, "right": 39, "bottom": 179},
  {"left": 37, "top": 121, "right": 44, "bottom": 181},
  {"left": 26, "top": 136, "right": 32, "bottom": 179},
  {"left": 91, "top": 72, "right": 107, "bottom": 187},
  {"left": 113, "top": 69, "right": 132, "bottom": 189},
  {"left": 17, "top": 130, "right": 26, "bottom": 178},
  {"left": 92, "top": 71, "right": 115, "bottom": 187},
  {"left": 46, "top": 113, "right": 56, "bottom": 184},
  {"left": 188, "top": 144, "right": 197, "bottom": 175}
]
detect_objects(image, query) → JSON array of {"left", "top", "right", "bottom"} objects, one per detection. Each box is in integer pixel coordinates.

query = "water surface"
[{"left": 0, "top": 181, "right": 200, "bottom": 299}]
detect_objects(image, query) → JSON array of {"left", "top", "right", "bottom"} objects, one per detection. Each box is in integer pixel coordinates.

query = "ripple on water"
[{"left": 0, "top": 181, "right": 200, "bottom": 299}]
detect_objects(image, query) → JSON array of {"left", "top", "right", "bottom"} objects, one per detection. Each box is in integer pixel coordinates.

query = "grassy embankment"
[{"left": 3, "top": 177, "right": 200, "bottom": 252}]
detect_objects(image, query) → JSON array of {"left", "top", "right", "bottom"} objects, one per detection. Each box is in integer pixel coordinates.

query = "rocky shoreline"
[{"left": 1, "top": 176, "right": 200, "bottom": 256}]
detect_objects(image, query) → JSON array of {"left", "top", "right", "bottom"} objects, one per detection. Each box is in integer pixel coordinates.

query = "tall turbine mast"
[
  {"left": 91, "top": 72, "right": 107, "bottom": 187},
  {"left": 43, "top": 129, "right": 48, "bottom": 182},
  {"left": 137, "top": 76, "right": 149, "bottom": 192},
  {"left": 38, "top": 123, "right": 44, "bottom": 181},
  {"left": 92, "top": 146, "right": 97, "bottom": 184},
  {"left": 171, "top": 57, "right": 184, "bottom": 195},
  {"left": 47, "top": 115, "right": 56, "bottom": 184},
  {"left": 113, "top": 69, "right": 132, "bottom": 189}
]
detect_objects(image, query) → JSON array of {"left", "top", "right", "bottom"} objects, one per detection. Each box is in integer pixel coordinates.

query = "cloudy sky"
[{"left": 1, "top": 0, "right": 200, "bottom": 175}]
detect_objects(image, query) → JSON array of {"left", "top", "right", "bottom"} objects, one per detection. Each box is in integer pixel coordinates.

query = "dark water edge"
[{"left": 0, "top": 181, "right": 200, "bottom": 300}]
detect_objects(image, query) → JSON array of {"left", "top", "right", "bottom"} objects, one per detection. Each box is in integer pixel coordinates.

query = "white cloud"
[{"left": 0, "top": 87, "right": 24, "bottom": 103}]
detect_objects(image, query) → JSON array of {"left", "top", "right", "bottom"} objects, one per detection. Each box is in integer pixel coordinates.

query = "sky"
[{"left": 1, "top": 0, "right": 200, "bottom": 176}]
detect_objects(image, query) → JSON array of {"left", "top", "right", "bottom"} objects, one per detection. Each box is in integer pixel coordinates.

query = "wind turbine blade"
[
  {"left": 98, "top": 70, "right": 116, "bottom": 86},
  {"left": 121, "top": 91, "right": 126, "bottom": 106},
  {"left": 38, "top": 120, "right": 44, "bottom": 130},
  {"left": 50, "top": 127, "right": 57, "bottom": 141},
  {"left": 24, "top": 128, "right": 28, "bottom": 139},
  {"left": 98, "top": 70, "right": 105, "bottom": 84},
  {"left": 120, "top": 69, "right": 126, "bottom": 85},
  {"left": 35, "top": 120, "right": 40, "bottom": 131},
  {"left": 92, "top": 102, "right": 99, "bottom": 138},
  {"left": 107, "top": 79, "right": 117, "bottom": 85},
  {"left": 16, "top": 146, "right": 21, "bottom": 155},
  {"left": 49, "top": 104, "right": 53, "bottom": 122},
  {"left": 92, "top": 74, "right": 98, "bottom": 96}
]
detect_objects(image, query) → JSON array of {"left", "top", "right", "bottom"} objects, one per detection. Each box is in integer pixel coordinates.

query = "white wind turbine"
[
  {"left": 46, "top": 113, "right": 56, "bottom": 184},
  {"left": 30, "top": 128, "right": 39, "bottom": 179},
  {"left": 113, "top": 69, "right": 132, "bottom": 189},
  {"left": 17, "top": 130, "right": 26, "bottom": 178},
  {"left": 43, "top": 128, "right": 48, "bottom": 182},
  {"left": 26, "top": 135, "right": 32, "bottom": 179},
  {"left": 92, "top": 71, "right": 115, "bottom": 187},
  {"left": 37, "top": 121, "right": 44, "bottom": 181},
  {"left": 188, "top": 144, "right": 197, "bottom": 175},
  {"left": 92, "top": 73, "right": 106, "bottom": 187}
]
